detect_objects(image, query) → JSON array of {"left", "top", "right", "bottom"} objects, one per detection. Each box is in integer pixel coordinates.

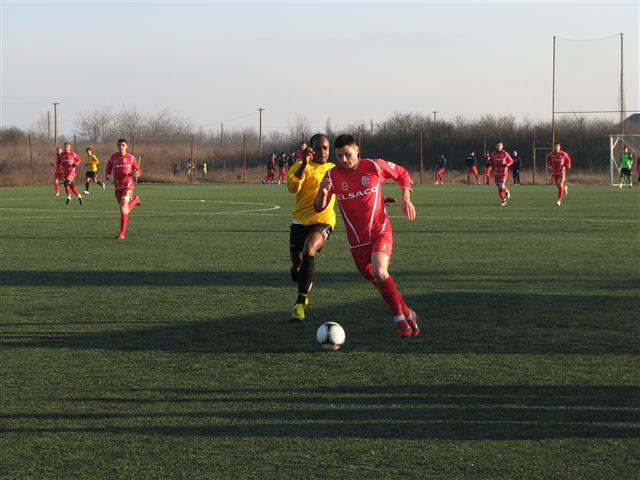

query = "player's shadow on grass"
[
  {"left": 0, "top": 270, "right": 361, "bottom": 287},
  {"left": 1, "top": 287, "right": 637, "bottom": 354},
  {"left": 3, "top": 385, "right": 638, "bottom": 440}
]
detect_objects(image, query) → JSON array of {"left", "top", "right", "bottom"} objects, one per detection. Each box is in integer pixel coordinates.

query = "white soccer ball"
[{"left": 316, "top": 322, "right": 346, "bottom": 351}]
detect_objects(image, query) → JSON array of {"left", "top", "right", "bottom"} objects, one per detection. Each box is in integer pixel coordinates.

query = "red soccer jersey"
[
  {"left": 321, "top": 158, "right": 413, "bottom": 248},
  {"left": 546, "top": 150, "right": 572, "bottom": 175},
  {"left": 106, "top": 152, "right": 141, "bottom": 190},
  {"left": 489, "top": 150, "right": 514, "bottom": 177},
  {"left": 57, "top": 151, "right": 82, "bottom": 178}
]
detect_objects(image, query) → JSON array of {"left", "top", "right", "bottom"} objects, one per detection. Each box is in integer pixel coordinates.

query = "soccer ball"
[{"left": 316, "top": 322, "right": 346, "bottom": 351}]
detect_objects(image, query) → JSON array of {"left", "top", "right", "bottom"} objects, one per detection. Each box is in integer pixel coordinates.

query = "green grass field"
[{"left": 1, "top": 182, "right": 639, "bottom": 479}]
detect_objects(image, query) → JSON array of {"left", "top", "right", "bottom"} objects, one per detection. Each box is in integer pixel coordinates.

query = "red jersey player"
[
  {"left": 105, "top": 138, "right": 141, "bottom": 239},
  {"left": 489, "top": 141, "right": 514, "bottom": 206},
  {"left": 58, "top": 143, "right": 83, "bottom": 205},
  {"left": 314, "top": 134, "right": 420, "bottom": 338},
  {"left": 546, "top": 142, "right": 572, "bottom": 206},
  {"left": 295, "top": 141, "right": 308, "bottom": 160},
  {"left": 52, "top": 146, "right": 64, "bottom": 196}
]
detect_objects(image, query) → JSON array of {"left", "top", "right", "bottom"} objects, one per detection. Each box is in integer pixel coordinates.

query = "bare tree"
[
  {"left": 76, "top": 107, "right": 114, "bottom": 142},
  {"left": 146, "top": 107, "right": 193, "bottom": 141},
  {"left": 113, "top": 106, "right": 146, "bottom": 141},
  {"left": 288, "top": 115, "right": 311, "bottom": 143}
]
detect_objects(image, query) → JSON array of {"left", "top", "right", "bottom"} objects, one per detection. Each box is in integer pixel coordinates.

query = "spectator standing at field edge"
[
  {"left": 511, "top": 150, "right": 521, "bottom": 185},
  {"left": 186, "top": 158, "right": 195, "bottom": 183}
]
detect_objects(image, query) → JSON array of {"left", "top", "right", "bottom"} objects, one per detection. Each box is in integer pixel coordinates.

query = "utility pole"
[
  {"left": 47, "top": 111, "right": 51, "bottom": 139},
  {"left": 432, "top": 111, "right": 438, "bottom": 123},
  {"left": 53, "top": 102, "right": 60, "bottom": 143},
  {"left": 258, "top": 107, "right": 265, "bottom": 156}
]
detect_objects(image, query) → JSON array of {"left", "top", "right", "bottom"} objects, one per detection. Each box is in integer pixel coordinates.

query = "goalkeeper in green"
[{"left": 618, "top": 146, "right": 633, "bottom": 189}]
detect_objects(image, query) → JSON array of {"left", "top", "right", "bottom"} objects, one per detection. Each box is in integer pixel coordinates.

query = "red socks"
[
  {"left": 119, "top": 213, "right": 129, "bottom": 236},
  {"left": 55, "top": 183, "right": 60, "bottom": 194},
  {"left": 72, "top": 186, "right": 80, "bottom": 196},
  {"left": 376, "top": 276, "right": 410, "bottom": 318},
  {"left": 558, "top": 187, "right": 564, "bottom": 201},
  {"left": 498, "top": 190, "right": 505, "bottom": 200},
  {"left": 64, "top": 185, "right": 71, "bottom": 195}
]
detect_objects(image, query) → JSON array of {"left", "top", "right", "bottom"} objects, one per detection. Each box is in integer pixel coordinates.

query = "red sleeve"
[
  {"left": 74, "top": 153, "right": 82, "bottom": 166},
  {"left": 105, "top": 157, "right": 113, "bottom": 176},
  {"left": 132, "top": 156, "right": 141, "bottom": 173},
  {"left": 375, "top": 158, "right": 413, "bottom": 190},
  {"left": 564, "top": 152, "right": 572, "bottom": 169},
  {"left": 504, "top": 152, "right": 514, "bottom": 167}
]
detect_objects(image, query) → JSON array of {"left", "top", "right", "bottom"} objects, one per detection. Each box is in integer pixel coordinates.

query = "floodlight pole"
[{"left": 551, "top": 36, "right": 556, "bottom": 147}]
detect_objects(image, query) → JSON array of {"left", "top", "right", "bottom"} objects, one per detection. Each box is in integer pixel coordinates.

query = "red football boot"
[
  {"left": 395, "top": 319, "right": 412, "bottom": 338},
  {"left": 406, "top": 310, "right": 421, "bottom": 337}
]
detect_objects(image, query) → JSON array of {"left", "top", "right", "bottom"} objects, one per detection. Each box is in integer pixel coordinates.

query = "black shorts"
[
  {"left": 289, "top": 223, "right": 333, "bottom": 252},
  {"left": 620, "top": 168, "right": 632, "bottom": 176},
  {"left": 86, "top": 171, "right": 97, "bottom": 179}
]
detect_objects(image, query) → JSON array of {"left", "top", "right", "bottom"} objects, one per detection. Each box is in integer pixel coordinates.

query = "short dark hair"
[
  {"left": 309, "top": 133, "right": 329, "bottom": 147},
  {"left": 554, "top": 142, "right": 561, "bottom": 146},
  {"left": 117, "top": 138, "right": 128, "bottom": 145},
  {"left": 334, "top": 134, "right": 357, "bottom": 149},
  {"left": 86, "top": 147, "right": 93, "bottom": 152}
]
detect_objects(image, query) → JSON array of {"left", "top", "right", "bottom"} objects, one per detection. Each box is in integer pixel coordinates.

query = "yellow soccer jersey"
[
  {"left": 86, "top": 154, "right": 100, "bottom": 172},
  {"left": 287, "top": 160, "right": 336, "bottom": 228}
]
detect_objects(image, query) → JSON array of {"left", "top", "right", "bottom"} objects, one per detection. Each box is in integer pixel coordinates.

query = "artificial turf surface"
[{"left": 1, "top": 182, "right": 638, "bottom": 479}]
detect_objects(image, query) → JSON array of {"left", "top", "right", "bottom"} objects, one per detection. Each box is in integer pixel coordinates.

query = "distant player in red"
[
  {"left": 315, "top": 134, "right": 420, "bottom": 338},
  {"left": 105, "top": 138, "right": 141, "bottom": 239},
  {"left": 434, "top": 152, "right": 446, "bottom": 185},
  {"left": 58, "top": 143, "right": 83, "bottom": 205},
  {"left": 262, "top": 153, "right": 276, "bottom": 184},
  {"left": 546, "top": 142, "right": 572, "bottom": 206},
  {"left": 489, "top": 141, "right": 513, "bottom": 206},
  {"left": 295, "top": 141, "right": 308, "bottom": 160},
  {"left": 483, "top": 152, "right": 492, "bottom": 185},
  {"left": 52, "top": 146, "right": 64, "bottom": 196}
]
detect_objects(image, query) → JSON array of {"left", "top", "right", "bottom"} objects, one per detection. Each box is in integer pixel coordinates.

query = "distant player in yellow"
[
  {"left": 84, "top": 147, "right": 106, "bottom": 194},
  {"left": 287, "top": 133, "right": 336, "bottom": 321}
]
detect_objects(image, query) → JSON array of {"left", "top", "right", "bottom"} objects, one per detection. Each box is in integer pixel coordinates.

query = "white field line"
[
  {"left": 1, "top": 210, "right": 636, "bottom": 224},
  {"left": 0, "top": 200, "right": 281, "bottom": 220}
]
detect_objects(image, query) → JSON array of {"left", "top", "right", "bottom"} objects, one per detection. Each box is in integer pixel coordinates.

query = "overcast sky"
[{"left": 1, "top": 1, "right": 638, "bottom": 136}]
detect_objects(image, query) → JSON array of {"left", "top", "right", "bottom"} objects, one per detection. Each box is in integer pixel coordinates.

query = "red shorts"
[
  {"left": 436, "top": 168, "right": 446, "bottom": 175},
  {"left": 54, "top": 172, "right": 64, "bottom": 181},
  {"left": 485, "top": 167, "right": 492, "bottom": 175},
  {"left": 65, "top": 171, "right": 77, "bottom": 182},
  {"left": 115, "top": 188, "right": 134, "bottom": 204},
  {"left": 552, "top": 173, "right": 566, "bottom": 185},
  {"left": 350, "top": 231, "right": 393, "bottom": 281},
  {"left": 494, "top": 174, "right": 508, "bottom": 185},
  {"left": 468, "top": 166, "right": 478, "bottom": 174}
]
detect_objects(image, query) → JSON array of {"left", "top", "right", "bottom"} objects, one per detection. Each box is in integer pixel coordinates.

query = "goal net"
[{"left": 610, "top": 134, "right": 640, "bottom": 185}]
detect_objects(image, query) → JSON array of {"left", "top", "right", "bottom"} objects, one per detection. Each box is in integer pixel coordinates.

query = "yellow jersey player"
[
  {"left": 84, "top": 147, "right": 106, "bottom": 194},
  {"left": 287, "top": 134, "right": 336, "bottom": 321}
]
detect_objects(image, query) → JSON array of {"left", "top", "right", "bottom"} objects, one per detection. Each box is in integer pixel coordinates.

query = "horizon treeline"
[{"left": 0, "top": 108, "right": 630, "bottom": 186}]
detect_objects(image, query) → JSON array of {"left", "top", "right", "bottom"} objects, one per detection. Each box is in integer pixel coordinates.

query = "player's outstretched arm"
[{"left": 400, "top": 188, "right": 416, "bottom": 221}]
